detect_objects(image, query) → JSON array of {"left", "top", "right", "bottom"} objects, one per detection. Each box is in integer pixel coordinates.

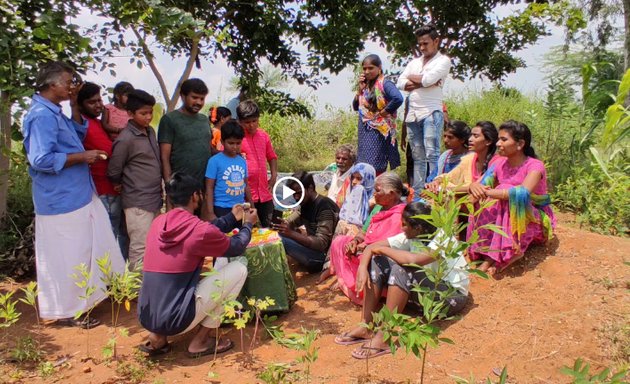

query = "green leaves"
[
  {"left": 560, "top": 358, "right": 628, "bottom": 384},
  {"left": 0, "top": 290, "right": 20, "bottom": 328}
]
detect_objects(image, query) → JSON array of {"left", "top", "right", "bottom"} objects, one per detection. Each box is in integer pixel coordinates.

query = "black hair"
[
  {"left": 210, "top": 106, "right": 232, "bottom": 124},
  {"left": 414, "top": 24, "right": 439, "bottom": 40},
  {"left": 77, "top": 82, "right": 101, "bottom": 106},
  {"left": 113, "top": 81, "right": 134, "bottom": 96},
  {"left": 361, "top": 54, "right": 383, "bottom": 111},
  {"left": 220, "top": 119, "right": 244, "bottom": 141},
  {"left": 474, "top": 120, "right": 499, "bottom": 173},
  {"left": 289, "top": 171, "right": 316, "bottom": 192},
  {"left": 499, "top": 120, "right": 537, "bottom": 159},
  {"left": 166, "top": 173, "right": 203, "bottom": 207},
  {"left": 362, "top": 54, "right": 382, "bottom": 68},
  {"left": 180, "top": 78, "right": 208, "bottom": 96},
  {"left": 237, "top": 99, "right": 260, "bottom": 120},
  {"left": 402, "top": 202, "right": 436, "bottom": 234},
  {"left": 35, "top": 61, "right": 78, "bottom": 92},
  {"left": 125, "top": 89, "right": 156, "bottom": 112},
  {"left": 446, "top": 120, "right": 471, "bottom": 148}
]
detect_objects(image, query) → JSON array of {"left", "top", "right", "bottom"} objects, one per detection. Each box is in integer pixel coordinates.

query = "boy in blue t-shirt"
[{"left": 204, "top": 119, "right": 251, "bottom": 221}]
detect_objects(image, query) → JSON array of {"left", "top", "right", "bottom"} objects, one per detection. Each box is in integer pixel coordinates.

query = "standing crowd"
[{"left": 23, "top": 23, "right": 555, "bottom": 359}]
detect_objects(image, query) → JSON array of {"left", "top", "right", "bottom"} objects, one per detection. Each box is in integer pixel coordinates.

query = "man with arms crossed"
[{"left": 397, "top": 24, "right": 451, "bottom": 197}]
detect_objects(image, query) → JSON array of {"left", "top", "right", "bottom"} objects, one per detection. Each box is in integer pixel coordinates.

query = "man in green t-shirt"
[{"left": 158, "top": 78, "right": 211, "bottom": 193}]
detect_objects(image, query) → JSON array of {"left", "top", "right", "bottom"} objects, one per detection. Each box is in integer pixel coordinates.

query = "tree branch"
[
  {"left": 167, "top": 34, "right": 201, "bottom": 112},
  {"left": 131, "top": 25, "right": 170, "bottom": 109}
]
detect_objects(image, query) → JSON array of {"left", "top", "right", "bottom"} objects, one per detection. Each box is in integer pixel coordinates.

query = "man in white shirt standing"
[{"left": 397, "top": 24, "right": 451, "bottom": 197}]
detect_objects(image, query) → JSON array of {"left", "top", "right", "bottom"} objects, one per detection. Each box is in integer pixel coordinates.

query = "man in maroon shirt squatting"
[{"left": 137, "top": 173, "right": 257, "bottom": 357}]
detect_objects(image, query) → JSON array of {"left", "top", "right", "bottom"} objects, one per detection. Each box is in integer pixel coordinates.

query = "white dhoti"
[{"left": 35, "top": 195, "right": 126, "bottom": 319}]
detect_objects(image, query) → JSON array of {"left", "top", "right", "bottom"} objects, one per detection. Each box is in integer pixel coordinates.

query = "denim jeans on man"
[
  {"left": 406, "top": 110, "right": 444, "bottom": 197},
  {"left": 280, "top": 236, "right": 326, "bottom": 273},
  {"left": 99, "top": 194, "right": 129, "bottom": 260}
]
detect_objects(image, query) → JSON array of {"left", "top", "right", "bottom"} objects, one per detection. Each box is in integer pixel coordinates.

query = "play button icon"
[
  {"left": 281, "top": 184, "right": 296, "bottom": 200},
  {"left": 273, "top": 176, "right": 305, "bottom": 209}
]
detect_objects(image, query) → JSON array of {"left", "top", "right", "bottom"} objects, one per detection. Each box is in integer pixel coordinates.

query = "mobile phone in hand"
[{"left": 271, "top": 209, "right": 283, "bottom": 225}]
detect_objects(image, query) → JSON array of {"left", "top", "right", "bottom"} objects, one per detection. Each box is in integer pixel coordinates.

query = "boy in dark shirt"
[
  {"left": 273, "top": 171, "right": 339, "bottom": 273},
  {"left": 107, "top": 90, "right": 162, "bottom": 270}
]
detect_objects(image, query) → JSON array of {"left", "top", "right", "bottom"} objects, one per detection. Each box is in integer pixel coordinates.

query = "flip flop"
[
  {"left": 56, "top": 316, "right": 100, "bottom": 329},
  {"left": 351, "top": 344, "right": 392, "bottom": 360},
  {"left": 334, "top": 332, "right": 369, "bottom": 346},
  {"left": 137, "top": 341, "right": 172, "bottom": 357},
  {"left": 187, "top": 338, "right": 234, "bottom": 358}
]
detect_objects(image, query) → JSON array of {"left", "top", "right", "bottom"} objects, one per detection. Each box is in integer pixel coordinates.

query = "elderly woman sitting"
[{"left": 328, "top": 173, "right": 408, "bottom": 304}]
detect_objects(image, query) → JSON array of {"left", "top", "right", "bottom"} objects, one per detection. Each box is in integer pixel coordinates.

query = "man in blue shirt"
[{"left": 22, "top": 61, "right": 125, "bottom": 328}]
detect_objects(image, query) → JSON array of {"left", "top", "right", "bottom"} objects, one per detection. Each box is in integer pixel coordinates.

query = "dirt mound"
[{"left": 1, "top": 216, "right": 628, "bottom": 383}]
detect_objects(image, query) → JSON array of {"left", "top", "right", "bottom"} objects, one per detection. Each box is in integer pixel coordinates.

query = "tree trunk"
[
  {"left": 0, "top": 91, "right": 12, "bottom": 220},
  {"left": 625, "top": 0, "right": 630, "bottom": 71}
]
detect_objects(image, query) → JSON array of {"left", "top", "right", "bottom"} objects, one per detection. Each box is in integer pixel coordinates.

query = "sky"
[{"left": 73, "top": 4, "right": 567, "bottom": 117}]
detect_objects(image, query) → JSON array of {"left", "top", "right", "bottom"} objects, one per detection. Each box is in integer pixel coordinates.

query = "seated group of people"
[{"left": 270, "top": 120, "right": 556, "bottom": 359}]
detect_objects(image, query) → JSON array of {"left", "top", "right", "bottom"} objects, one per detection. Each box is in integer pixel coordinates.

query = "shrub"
[
  {"left": 260, "top": 112, "right": 357, "bottom": 172},
  {"left": 0, "top": 151, "right": 34, "bottom": 278},
  {"left": 554, "top": 165, "right": 630, "bottom": 236}
]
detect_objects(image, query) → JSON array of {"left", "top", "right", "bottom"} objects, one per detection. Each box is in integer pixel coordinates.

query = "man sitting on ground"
[
  {"left": 137, "top": 173, "right": 258, "bottom": 357},
  {"left": 273, "top": 171, "right": 339, "bottom": 273}
]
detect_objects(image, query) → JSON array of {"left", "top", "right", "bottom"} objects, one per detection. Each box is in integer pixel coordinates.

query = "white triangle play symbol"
[{"left": 282, "top": 185, "right": 296, "bottom": 200}]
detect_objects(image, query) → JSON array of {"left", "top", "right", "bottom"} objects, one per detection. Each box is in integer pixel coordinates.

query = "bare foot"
[
  {"left": 317, "top": 268, "right": 333, "bottom": 284},
  {"left": 478, "top": 260, "right": 492, "bottom": 272},
  {"left": 328, "top": 278, "right": 339, "bottom": 291}
]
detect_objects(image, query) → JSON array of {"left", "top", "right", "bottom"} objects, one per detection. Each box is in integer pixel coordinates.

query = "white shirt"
[
  {"left": 387, "top": 231, "right": 469, "bottom": 295},
  {"left": 396, "top": 52, "right": 451, "bottom": 122}
]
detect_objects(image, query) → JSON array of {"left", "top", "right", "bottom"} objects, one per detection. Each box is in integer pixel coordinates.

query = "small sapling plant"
[{"left": 71, "top": 263, "right": 98, "bottom": 357}]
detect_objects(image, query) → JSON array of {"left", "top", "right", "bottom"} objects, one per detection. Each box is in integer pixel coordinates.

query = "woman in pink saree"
[
  {"left": 330, "top": 173, "right": 407, "bottom": 304},
  {"left": 467, "top": 121, "right": 556, "bottom": 274}
]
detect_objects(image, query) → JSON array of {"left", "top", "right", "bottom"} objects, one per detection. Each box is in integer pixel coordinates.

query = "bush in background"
[{"left": 0, "top": 150, "right": 34, "bottom": 278}]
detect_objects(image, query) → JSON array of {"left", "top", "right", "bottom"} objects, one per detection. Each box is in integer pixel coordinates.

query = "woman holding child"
[
  {"left": 353, "top": 55, "right": 404, "bottom": 174},
  {"left": 467, "top": 121, "right": 555, "bottom": 274},
  {"left": 328, "top": 173, "right": 407, "bottom": 304}
]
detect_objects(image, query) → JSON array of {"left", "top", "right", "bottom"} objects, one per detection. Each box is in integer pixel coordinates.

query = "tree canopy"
[{"left": 85, "top": 0, "right": 586, "bottom": 101}]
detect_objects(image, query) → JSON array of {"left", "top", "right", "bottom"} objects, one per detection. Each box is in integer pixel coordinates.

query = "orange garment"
[{"left": 211, "top": 128, "right": 223, "bottom": 151}]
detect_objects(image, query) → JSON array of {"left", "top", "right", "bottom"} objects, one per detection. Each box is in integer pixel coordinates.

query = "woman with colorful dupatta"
[
  {"left": 353, "top": 55, "right": 404, "bottom": 174},
  {"left": 329, "top": 173, "right": 407, "bottom": 304},
  {"left": 467, "top": 121, "right": 555, "bottom": 274},
  {"left": 425, "top": 121, "right": 499, "bottom": 193}
]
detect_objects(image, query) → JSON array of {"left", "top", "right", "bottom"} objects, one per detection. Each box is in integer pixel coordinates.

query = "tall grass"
[{"left": 260, "top": 112, "right": 357, "bottom": 172}]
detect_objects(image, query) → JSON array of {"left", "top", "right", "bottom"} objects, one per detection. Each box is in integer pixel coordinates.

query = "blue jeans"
[
  {"left": 406, "top": 110, "right": 444, "bottom": 196},
  {"left": 280, "top": 236, "right": 326, "bottom": 273},
  {"left": 99, "top": 194, "right": 129, "bottom": 260}
]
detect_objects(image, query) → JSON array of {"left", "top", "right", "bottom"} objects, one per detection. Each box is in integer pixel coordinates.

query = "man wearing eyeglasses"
[{"left": 22, "top": 61, "right": 126, "bottom": 329}]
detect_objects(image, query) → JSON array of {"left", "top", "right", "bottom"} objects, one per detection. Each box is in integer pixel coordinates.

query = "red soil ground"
[{"left": 1, "top": 213, "right": 628, "bottom": 383}]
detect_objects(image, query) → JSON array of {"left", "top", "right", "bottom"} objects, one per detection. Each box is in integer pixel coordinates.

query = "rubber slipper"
[
  {"left": 351, "top": 344, "right": 392, "bottom": 360},
  {"left": 137, "top": 341, "right": 172, "bottom": 357},
  {"left": 334, "top": 332, "right": 369, "bottom": 346},
  {"left": 187, "top": 338, "right": 234, "bottom": 358},
  {"left": 56, "top": 316, "right": 100, "bottom": 329}
]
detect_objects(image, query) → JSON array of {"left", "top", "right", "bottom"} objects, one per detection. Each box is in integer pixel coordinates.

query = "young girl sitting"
[
  {"left": 334, "top": 202, "right": 470, "bottom": 359},
  {"left": 335, "top": 163, "right": 376, "bottom": 237},
  {"left": 427, "top": 120, "right": 471, "bottom": 182},
  {"left": 209, "top": 106, "right": 232, "bottom": 155},
  {"left": 102, "top": 81, "right": 134, "bottom": 140}
]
